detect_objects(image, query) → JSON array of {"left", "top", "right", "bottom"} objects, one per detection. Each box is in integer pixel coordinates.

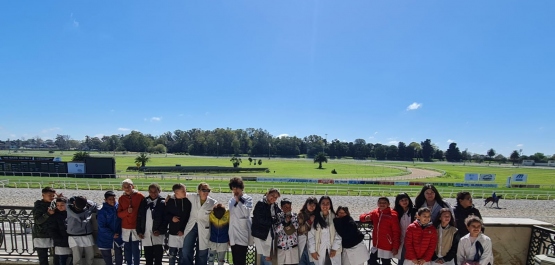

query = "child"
[
  {"left": 456, "top": 216, "right": 493, "bottom": 265},
  {"left": 431, "top": 208, "right": 459, "bottom": 265},
  {"left": 165, "top": 183, "right": 192, "bottom": 265},
  {"left": 274, "top": 198, "right": 299, "bottom": 265},
  {"left": 208, "top": 204, "right": 230, "bottom": 265},
  {"left": 137, "top": 183, "right": 167, "bottom": 265},
  {"left": 228, "top": 177, "right": 253, "bottom": 265},
  {"left": 67, "top": 195, "right": 98, "bottom": 265},
  {"left": 308, "top": 196, "right": 342, "bottom": 265},
  {"left": 252, "top": 188, "right": 282, "bottom": 265},
  {"left": 97, "top": 191, "right": 124, "bottom": 265},
  {"left": 359, "top": 197, "right": 401, "bottom": 265},
  {"left": 297, "top": 197, "right": 319, "bottom": 265},
  {"left": 404, "top": 207, "right": 438, "bottom": 265},
  {"left": 49, "top": 197, "right": 71, "bottom": 265},
  {"left": 393, "top": 193, "right": 417, "bottom": 265},
  {"left": 33, "top": 187, "right": 57, "bottom": 265},
  {"left": 117, "top": 179, "right": 144, "bottom": 265},
  {"left": 334, "top": 206, "right": 368, "bottom": 265}
]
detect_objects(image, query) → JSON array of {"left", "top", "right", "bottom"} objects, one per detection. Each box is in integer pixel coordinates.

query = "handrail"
[{"left": 527, "top": 225, "right": 555, "bottom": 264}]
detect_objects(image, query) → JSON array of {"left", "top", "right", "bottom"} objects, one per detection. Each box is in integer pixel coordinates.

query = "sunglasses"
[{"left": 201, "top": 189, "right": 211, "bottom": 192}]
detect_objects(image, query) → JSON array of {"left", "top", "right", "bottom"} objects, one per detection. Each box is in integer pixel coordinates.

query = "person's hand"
[
  {"left": 412, "top": 260, "right": 419, "bottom": 265},
  {"left": 113, "top": 233, "right": 119, "bottom": 239},
  {"left": 309, "top": 215, "right": 315, "bottom": 223},
  {"left": 365, "top": 215, "right": 371, "bottom": 222},
  {"left": 310, "top": 252, "right": 319, "bottom": 260},
  {"left": 177, "top": 231, "right": 183, "bottom": 237},
  {"left": 56, "top": 192, "right": 64, "bottom": 198},
  {"left": 285, "top": 214, "right": 291, "bottom": 223},
  {"left": 127, "top": 207, "right": 133, "bottom": 213},
  {"left": 172, "top": 216, "right": 180, "bottom": 223},
  {"left": 153, "top": 231, "right": 160, "bottom": 236},
  {"left": 264, "top": 256, "right": 271, "bottom": 261},
  {"left": 47, "top": 208, "right": 55, "bottom": 215},
  {"left": 436, "top": 258, "right": 445, "bottom": 264},
  {"left": 392, "top": 248, "right": 398, "bottom": 256},
  {"left": 138, "top": 233, "right": 144, "bottom": 239},
  {"left": 329, "top": 250, "right": 336, "bottom": 258}
]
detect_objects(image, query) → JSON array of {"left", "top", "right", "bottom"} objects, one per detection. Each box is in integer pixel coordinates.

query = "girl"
[
  {"left": 333, "top": 206, "right": 368, "bottom": 265},
  {"left": 453, "top": 192, "right": 482, "bottom": 237},
  {"left": 404, "top": 207, "right": 438, "bottom": 265},
  {"left": 297, "top": 197, "right": 319, "bottom": 265},
  {"left": 456, "top": 216, "right": 493, "bottom": 265},
  {"left": 394, "top": 193, "right": 417, "bottom": 265},
  {"left": 415, "top": 184, "right": 454, "bottom": 221},
  {"left": 252, "top": 188, "right": 282, "bottom": 265},
  {"left": 308, "top": 196, "right": 342, "bottom": 265},
  {"left": 431, "top": 208, "right": 459, "bottom": 265}
]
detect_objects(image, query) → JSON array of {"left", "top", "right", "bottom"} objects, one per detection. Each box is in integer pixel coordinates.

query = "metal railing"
[
  {"left": 0, "top": 206, "right": 375, "bottom": 265},
  {"left": 527, "top": 225, "right": 555, "bottom": 265}
]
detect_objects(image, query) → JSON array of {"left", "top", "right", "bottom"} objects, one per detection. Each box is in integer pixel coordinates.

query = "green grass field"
[{"left": 2, "top": 150, "right": 555, "bottom": 198}]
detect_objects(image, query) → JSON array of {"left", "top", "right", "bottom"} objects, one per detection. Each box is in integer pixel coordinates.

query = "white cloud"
[
  {"left": 387, "top": 140, "right": 399, "bottom": 145},
  {"left": 41, "top": 127, "right": 61, "bottom": 133},
  {"left": 118, "top": 128, "right": 130, "bottom": 132},
  {"left": 447, "top": 139, "right": 455, "bottom": 143},
  {"left": 517, "top": 144, "right": 524, "bottom": 147},
  {"left": 277, "top": 134, "right": 289, "bottom": 138},
  {"left": 150, "top": 117, "right": 161, "bottom": 122},
  {"left": 406, "top": 102, "right": 422, "bottom": 111},
  {"left": 94, "top": 134, "right": 104, "bottom": 138},
  {"left": 374, "top": 132, "right": 378, "bottom": 135},
  {"left": 368, "top": 136, "right": 374, "bottom": 139},
  {"left": 71, "top": 13, "right": 79, "bottom": 28}
]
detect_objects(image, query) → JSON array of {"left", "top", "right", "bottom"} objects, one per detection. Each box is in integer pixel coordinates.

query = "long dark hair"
[
  {"left": 433, "top": 208, "right": 456, "bottom": 227},
  {"left": 300, "top": 197, "right": 319, "bottom": 215},
  {"left": 414, "top": 184, "right": 446, "bottom": 208},
  {"left": 319, "top": 196, "right": 336, "bottom": 215},
  {"left": 394, "top": 193, "right": 414, "bottom": 221}
]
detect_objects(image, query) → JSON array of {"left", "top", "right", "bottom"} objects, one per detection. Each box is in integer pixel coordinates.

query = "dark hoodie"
[
  {"left": 49, "top": 209, "right": 69, "bottom": 247},
  {"left": 165, "top": 196, "right": 192, "bottom": 235},
  {"left": 333, "top": 215, "right": 364, "bottom": 249},
  {"left": 137, "top": 196, "right": 167, "bottom": 235},
  {"left": 32, "top": 199, "right": 54, "bottom": 239},
  {"left": 453, "top": 203, "right": 482, "bottom": 237},
  {"left": 251, "top": 196, "right": 282, "bottom": 240}
]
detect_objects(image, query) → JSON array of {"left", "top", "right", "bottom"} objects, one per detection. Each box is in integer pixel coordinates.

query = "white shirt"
[
  {"left": 457, "top": 233, "right": 493, "bottom": 265},
  {"left": 228, "top": 194, "right": 253, "bottom": 246}
]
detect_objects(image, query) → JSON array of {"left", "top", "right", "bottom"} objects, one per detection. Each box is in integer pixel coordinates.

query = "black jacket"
[
  {"left": 48, "top": 210, "right": 69, "bottom": 248},
  {"left": 136, "top": 196, "right": 167, "bottom": 235},
  {"left": 453, "top": 204, "right": 482, "bottom": 237},
  {"left": 32, "top": 200, "right": 54, "bottom": 239},
  {"left": 165, "top": 197, "right": 191, "bottom": 235},
  {"left": 333, "top": 215, "right": 364, "bottom": 249},
  {"left": 251, "top": 198, "right": 282, "bottom": 240}
]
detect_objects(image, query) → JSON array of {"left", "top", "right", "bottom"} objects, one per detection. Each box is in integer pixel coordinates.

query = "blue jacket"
[
  {"left": 209, "top": 210, "right": 230, "bottom": 244},
  {"left": 96, "top": 202, "right": 123, "bottom": 248}
]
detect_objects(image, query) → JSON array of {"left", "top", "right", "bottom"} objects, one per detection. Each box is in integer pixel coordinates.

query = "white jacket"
[
  {"left": 307, "top": 212, "right": 342, "bottom": 262},
  {"left": 457, "top": 233, "right": 493, "bottom": 265},
  {"left": 228, "top": 194, "right": 253, "bottom": 246},
  {"left": 184, "top": 193, "right": 217, "bottom": 250}
]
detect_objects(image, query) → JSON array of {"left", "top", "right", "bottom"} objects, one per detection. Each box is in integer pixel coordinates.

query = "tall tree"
[
  {"left": 313, "top": 152, "right": 328, "bottom": 169},
  {"left": 135, "top": 153, "right": 150, "bottom": 167},
  {"left": 420, "top": 139, "right": 434, "bottom": 162},
  {"left": 487, "top": 148, "right": 496, "bottom": 161},
  {"left": 510, "top": 150, "right": 520, "bottom": 165},
  {"left": 445, "top": 143, "right": 462, "bottom": 162}
]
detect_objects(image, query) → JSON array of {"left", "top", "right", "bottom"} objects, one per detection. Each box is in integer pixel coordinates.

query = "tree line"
[{"left": 2, "top": 128, "right": 553, "bottom": 163}]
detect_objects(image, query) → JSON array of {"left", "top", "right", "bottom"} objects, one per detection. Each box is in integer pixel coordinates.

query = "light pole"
[
  {"left": 268, "top": 143, "right": 271, "bottom": 159},
  {"left": 323, "top": 134, "right": 327, "bottom": 154},
  {"left": 217, "top": 142, "right": 219, "bottom": 158}
]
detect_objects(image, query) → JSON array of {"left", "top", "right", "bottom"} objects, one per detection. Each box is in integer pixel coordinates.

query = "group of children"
[
  {"left": 32, "top": 179, "right": 231, "bottom": 265},
  {"left": 32, "top": 181, "right": 493, "bottom": 265}
]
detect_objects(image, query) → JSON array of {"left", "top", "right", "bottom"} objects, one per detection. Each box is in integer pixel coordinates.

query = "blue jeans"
[
  {"left": 57, "top": 255, "right": 70, "bottom": 265},
  {"left": 124, "top": 235, "right": 140, "bottom": 265},
  {"left": 101, "top": 246, "right": 124, "bottom": 265},
  {"left": 260, "top": 255, "right": 273, "bottom": 265},
  {"left": 299, "top": 244, "right": 315, "bottom": 265},
  {"left": 169, "top": 247, "right": 183, "bottom": 265},
  {"left": 182, "top": 224, "right": 208, "bottom": 265}
]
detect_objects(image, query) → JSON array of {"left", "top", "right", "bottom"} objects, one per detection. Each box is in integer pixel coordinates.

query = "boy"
[
  {"left": 67, "top": 196, "right": 98, "bottom": 265},
  {"left": 208, "top": 204, "right": 230, "bottom": 265},
  {"left": 228, "top": 177, "right": 253, "bottom": 265},
  {"left": 137, "top": 183, "right": 167, "bottom": 265},
  {"left": 33, "top": 187, "right": 57, "bottom": 265},
  {"left": 117, "top": 179, "right": 144, "bottom": 265},
  {"left": 165, "top": 183, "right": 192, "bottom": 265},
  {"left": 359, "top": 197, "right": 401, "bottom": 265},
  {"left": 49, "top": 197, "right": 71, "bottom": 265},
  {"left": 274, "top": 198, "right": 299, "bottom": 265},
  {"left": 97, "top": 191, "right": 124, "bottom": 265}
]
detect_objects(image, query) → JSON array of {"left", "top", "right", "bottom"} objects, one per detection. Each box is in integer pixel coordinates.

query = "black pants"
[
  {"left": 369, "top": 251, "right": 391, "bottom": 265},
  {"left": 36, "top": 248, "right": 50, "bottom": 265},
  {"left": 231, "top": 245, "right": 248, "bottom": 265},
  {"left": 144, "top": 245, "right": 164, "bottom": 265}
]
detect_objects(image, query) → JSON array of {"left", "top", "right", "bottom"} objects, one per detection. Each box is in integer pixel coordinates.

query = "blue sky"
[{"left": 0, "top": 1, "right": 553, "bottom": 157}]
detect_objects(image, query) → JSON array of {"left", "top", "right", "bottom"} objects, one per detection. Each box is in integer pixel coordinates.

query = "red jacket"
[
  {"left": 359, "top": 208, "right": 401, "bottom": 251},
  {"left": 404, "top": 221, "right": 438, "bottom": 261},
  {"left": 117, "top": 191, "right": 144, "bottom": 229}
]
